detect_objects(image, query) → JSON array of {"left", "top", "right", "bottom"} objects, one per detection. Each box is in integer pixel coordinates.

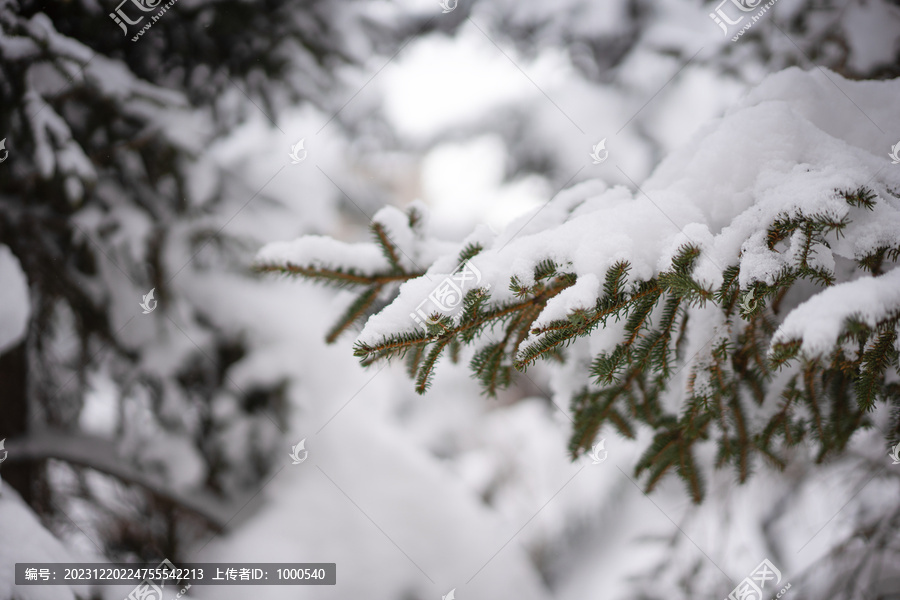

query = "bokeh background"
[{"left": 1, "top": 0, "right": 899, "bottom": 598}]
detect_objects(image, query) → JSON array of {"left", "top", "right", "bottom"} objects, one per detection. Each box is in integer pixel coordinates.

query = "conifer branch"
[
  {"left": 371, "top": 222, "right": 404, "bottom": 273},
  {"left": 325, "top": 286, "right": 380, "bottom": 343},
  {"left": 270, "top": 186, "right": 900, "bottom": 504},
  {"left": 256, "top": 262, "right": 415, "bottom": 286}
]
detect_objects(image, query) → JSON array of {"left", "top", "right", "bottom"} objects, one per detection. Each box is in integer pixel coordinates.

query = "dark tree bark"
[{"left": 0, "top": 342, "right": 32, "bottom": 503}]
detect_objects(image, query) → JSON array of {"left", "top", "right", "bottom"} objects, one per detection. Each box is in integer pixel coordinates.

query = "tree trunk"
[{"left": 0, "top": 341, "right": 32, "bottom": 503}]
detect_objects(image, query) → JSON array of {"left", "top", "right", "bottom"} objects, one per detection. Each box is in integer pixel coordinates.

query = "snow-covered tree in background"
[
  {"left": 378, "top": 0, "right": 900, "bottom": 193},
  {"left": 0, "top": 0, "right": 429, "bottom": 574}
]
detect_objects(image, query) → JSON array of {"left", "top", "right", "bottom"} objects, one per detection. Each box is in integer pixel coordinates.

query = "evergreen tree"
[
  {"left": 0, "top": 0, "right": 446, "bottom": 566},
  {"left": 384, "top": 0, "right": 900, "bottom": 191}
]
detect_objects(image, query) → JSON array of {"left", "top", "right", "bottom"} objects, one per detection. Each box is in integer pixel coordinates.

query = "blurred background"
[{"left": 1, "top": 0, "right": 899, "bottom": 598}]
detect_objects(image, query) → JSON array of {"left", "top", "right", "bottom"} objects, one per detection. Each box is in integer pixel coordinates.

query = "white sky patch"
[
  {"left": 421, "top": 135, "right": 549, "bottom": 233},
  {"left": 381, "top": 27, "right": 569, "bottom": 139},
  {"left": 79, "top": 370, "right": 119, "bottom": 437}
]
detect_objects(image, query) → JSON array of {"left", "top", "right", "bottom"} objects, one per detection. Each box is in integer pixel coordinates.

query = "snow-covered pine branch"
[{"left": 260, "top": 67, "right": 900, "bottom": 501}]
